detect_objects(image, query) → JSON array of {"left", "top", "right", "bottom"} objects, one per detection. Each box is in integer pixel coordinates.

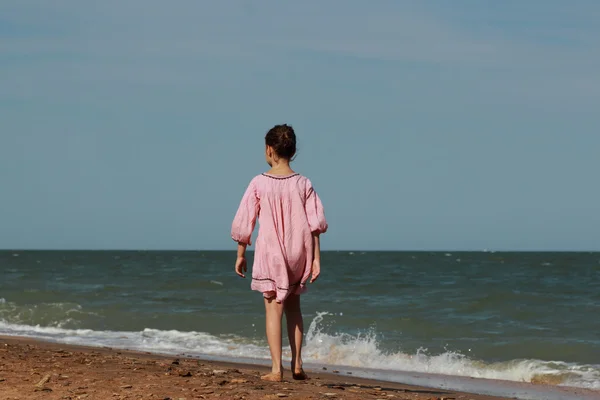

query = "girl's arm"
[
  {"left": 231, "top": 179, "right": 259, "bottom": 246},
  {"left": 235, "top": 242, "right": 248, "bottom": 278},
  {"left": 312, "top": 233, "right": 321, "bottom": 262},
  {"left": 237, "top": 242, "right": 247, "bottom": 259},
  {"left": 310, "top": 233, "right": 321, "bottom": 283}
]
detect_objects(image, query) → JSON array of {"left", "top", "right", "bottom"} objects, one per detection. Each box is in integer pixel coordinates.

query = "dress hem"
[{"left": 251, "top": 278, "right": 307, "bottom": 301}]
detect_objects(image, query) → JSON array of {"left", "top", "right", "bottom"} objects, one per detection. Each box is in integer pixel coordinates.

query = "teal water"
[{"left": 1, "top": 250, "right": 599, "bottom": 390}]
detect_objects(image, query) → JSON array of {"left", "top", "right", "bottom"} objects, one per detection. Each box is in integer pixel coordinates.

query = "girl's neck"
[{"left": 267, "top": 160, "right": 295, "bottom": 176}]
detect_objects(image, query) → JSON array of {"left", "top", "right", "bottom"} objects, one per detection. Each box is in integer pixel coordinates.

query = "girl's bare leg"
[
  {"left": 284, "top": 294, "right": 307, "bottom": 379},
  {"left": 262, "top": 296, "right": 284, "bottom": 381}
]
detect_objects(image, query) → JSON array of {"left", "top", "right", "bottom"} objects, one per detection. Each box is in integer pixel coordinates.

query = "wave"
[
  {"left": 304, "top": 313, "right": 600, "bottom": 390},
  {"left": 0, "top": 297, "right": 99, "bottom": 329},
  {"left": 0, "top": 301, "right": 598, "bottom": 390}
]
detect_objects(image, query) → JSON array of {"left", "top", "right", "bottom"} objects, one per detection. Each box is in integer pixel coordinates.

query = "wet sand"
[{"left": 0, "top": 336, "right": 592, "bottom": 400}]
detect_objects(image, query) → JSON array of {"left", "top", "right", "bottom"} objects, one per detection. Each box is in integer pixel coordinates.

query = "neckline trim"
[{"left": 261, "top": 173, "right": 300, "bottom": 180}]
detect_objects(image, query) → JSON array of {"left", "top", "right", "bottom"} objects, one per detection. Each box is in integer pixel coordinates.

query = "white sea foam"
[
  {"left": 0, "top": 299, "right": 96, "bottom": 329},
  {"left": 303, "top": 312, "right": 600, "bottom": 390},
  {"left": 0, "top": 310, "right": 598, "bottom": 390}
]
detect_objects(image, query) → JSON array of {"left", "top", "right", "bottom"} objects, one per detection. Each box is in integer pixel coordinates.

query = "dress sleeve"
[
  {"left": 231, "top": 179, "right": 260, "bottom": 245},
  {"left": 305, "top": 179, "right": 328, "bottom": 235}
]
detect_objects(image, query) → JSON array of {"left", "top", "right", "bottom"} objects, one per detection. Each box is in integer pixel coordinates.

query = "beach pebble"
[
  {"left": 35, "top": 373, "right": 51, "bottom": 387},
  {"left": 322, "top": 393, "right": 337, "bottom": 397},
  {"left": 212, "top": 370, "right": 227, "bottom": 375}
]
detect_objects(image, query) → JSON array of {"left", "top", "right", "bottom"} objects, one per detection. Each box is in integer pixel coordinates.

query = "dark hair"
[{"left": 265, "top": 124, "right": 296, "bottom": 159}]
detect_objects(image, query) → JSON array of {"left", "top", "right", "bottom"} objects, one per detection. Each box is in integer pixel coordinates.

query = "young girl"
[{"left": 231, "top": 124, "right": 328, "bottom": 382}]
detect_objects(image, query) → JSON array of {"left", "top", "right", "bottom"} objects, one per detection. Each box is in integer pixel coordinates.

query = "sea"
[{"left": 1, "top": 251, "right": 599, "bottom": 397}]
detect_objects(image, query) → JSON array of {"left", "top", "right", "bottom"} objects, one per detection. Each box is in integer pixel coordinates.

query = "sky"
[{"left": 1, "top": 1, "right": 599, "bottom": 251}]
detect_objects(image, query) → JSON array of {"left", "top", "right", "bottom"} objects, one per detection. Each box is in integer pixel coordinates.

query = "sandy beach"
[{"left": 0, "top": 336, "right": 519, "bottom": 400}]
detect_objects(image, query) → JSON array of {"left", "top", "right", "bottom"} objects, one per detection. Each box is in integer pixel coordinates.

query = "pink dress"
[{"left": 231, "top": 173, "right": 328, "bottom": 302}]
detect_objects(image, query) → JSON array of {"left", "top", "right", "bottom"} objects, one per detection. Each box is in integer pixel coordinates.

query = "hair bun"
[{"left": 265, "top": 124, "right": 297, "bottom": 160}]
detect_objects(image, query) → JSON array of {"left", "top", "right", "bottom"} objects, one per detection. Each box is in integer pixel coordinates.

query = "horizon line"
[{"left": 1, "top": 248, "right": 598, "bottom": 253}]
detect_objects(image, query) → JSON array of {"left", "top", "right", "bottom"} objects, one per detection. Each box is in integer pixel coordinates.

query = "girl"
[{"left": 231, "top": 124, "right": 328, "bottom": 382}]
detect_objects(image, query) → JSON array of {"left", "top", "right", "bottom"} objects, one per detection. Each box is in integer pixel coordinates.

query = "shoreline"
[{"left": 1, "top": 335, "right": 598, "bottom": 400}]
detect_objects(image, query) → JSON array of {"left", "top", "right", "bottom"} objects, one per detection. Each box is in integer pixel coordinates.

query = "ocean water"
[{"left": 1, "top": 250, "right": 599, "bottom": 392}]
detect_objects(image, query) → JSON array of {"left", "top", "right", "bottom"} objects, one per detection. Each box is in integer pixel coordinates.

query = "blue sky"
[{"left": 1, "top": 1, "right": 599, "bottom": 251}]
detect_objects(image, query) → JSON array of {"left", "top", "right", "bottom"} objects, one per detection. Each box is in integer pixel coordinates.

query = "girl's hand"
[
  {"left": 235, "top": 256, "right": 247, "bottom": 278},
  {"left": 310, "top": 259, "right": 321, "bottom": 283}
]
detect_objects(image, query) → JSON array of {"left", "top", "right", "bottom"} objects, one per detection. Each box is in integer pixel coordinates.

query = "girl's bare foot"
[
  {"left": 291, "top": 360, "right": 308, "bottom": 380},
  {"left": 292, "top": 368, "right": 308, "bottom": 380},
  {"left": 260, "top": 370, "right": 283, "bottom": 382}
]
